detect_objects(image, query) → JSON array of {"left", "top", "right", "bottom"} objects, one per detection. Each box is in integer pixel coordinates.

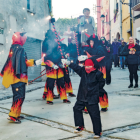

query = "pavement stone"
[
  {"left": 108, "top": 128, "right": 140, "bottom": 140},
  {"left": 0, "top": 112, "right": 77, "bottom": 140},
  {"left": 1, "top": 67, "right": 140, "bottom": 139}
]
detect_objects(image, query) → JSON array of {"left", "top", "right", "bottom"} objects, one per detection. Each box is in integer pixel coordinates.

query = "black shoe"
[
  {"left": 17, "top": 116, "right": 25, "bottom": 120},
  {"left": 63, "top": 99, "right": 71, "bottom": 104},
  {"left": 128, "top": 84, "right": 133, "bottom": 88},
  {"left": 69, "top": 93, "right": 76, "bottom": 97},
  {"left": 74, "top": 126, "right": 85, "bottom": 133},
  {"left": 106, "top": 83, "right": 110, "bottom": 85},
  {"left": 53, "top": 94, "right": 60, "bottom": 99},
  {"left": 47, "top": 101, "right": 53, "bottom": 105},
  {"left": 101, "top": 108, "right": 108, "bottom": 112},
  {"left": 8, "top": 116, "right": 21, "bottom": 123},
  {"left": 134, "top": 84, "right": 138, "bottom": 88}
]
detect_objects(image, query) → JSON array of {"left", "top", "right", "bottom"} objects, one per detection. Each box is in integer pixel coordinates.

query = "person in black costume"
[
  {"left": 100, "top": 37, "right": 113, "bottom": 85},
  {"left": 120, "top": 37, "right": 140, "bottom": 88},
  {"left": 61, "top": 56, "right": 104, "bottom": 138},
  {"left": 78, "top": 33, "right": 109, "bottom": 112}
]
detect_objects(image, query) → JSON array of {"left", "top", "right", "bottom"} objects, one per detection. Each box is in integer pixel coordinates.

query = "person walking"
[{"left": 120, "top": 37, "right": 140, "bottom": 88}]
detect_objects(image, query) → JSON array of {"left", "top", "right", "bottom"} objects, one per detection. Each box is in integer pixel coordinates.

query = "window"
[
  {"left": 27, "top": 0, "right": 30, "bottom": 10},
  {"left": 27, "top": 0, "right": 36, "bottom": 13},
  {"left": 0, "top": 28, "right": 4, "bottom": 34}
]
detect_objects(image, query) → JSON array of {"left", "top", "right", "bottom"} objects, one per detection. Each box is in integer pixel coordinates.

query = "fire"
[
  {"left": 2, "top": 60, "right": 20, "bottom": 88},
  {"left": 46, "top": 88, "right": 53, "bottom": 101},
  {"left": 65, "top": 82, "right": 73, "bottom": 93},
  {"left": 99, "top": 93, "right": 109, "bottom": 108},
  {"left": 47, "top": 69, "right": 57, "bottom": 79},
  {"left": 59, "top": 86, "right": 67, "bottom": 100},
  {"left": 99, "top": 66, "right": 106, "bottom": 79},
  {"left": 45, "top": 60, "right": 54, "bottom": 67},
  {"left": 9, "top": 99, "right": 23, "bottom": 118},
  {"left": 20, "top": 73, "right": 28, "bottom": 83},
  {"left": 57, "top": 68, "right": 64, "bottom": 79}
]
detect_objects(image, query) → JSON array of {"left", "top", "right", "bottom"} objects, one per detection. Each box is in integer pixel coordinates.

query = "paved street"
[{"left": 1, "top": 67, "right": 140, "bottom": 140}]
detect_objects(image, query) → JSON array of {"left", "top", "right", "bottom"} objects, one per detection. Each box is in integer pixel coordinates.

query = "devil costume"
[
  {"left": 41, "top": 30, "right": 70, "bottom": 104},
  {"left": 79, "top": 33, "right": 109, "bottom": 111},
  {"left": 0, "top": 32, "right": 39, "bottom": 123},
  {"left": 68, "top": 57, "right": 103, "bottom": 136},
  {"left": 100, "top": 37, "right": 113, "bottom": 85}
]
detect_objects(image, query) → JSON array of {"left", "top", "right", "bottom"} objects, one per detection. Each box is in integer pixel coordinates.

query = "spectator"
[
  {"left": 118, "top": 38, "right": 127, "bottom": 69},
  {"left": 64, "top": 26, "right": 74, "bottom": 45},
  {"left": 80, "top": 8, "right": 95, "bottom": 45},
  {"left": 112, "top": 38, "right": 121, "bottom": 67},
  {"left": 120, "top": 37, "right": 140, "bottom": 88}
]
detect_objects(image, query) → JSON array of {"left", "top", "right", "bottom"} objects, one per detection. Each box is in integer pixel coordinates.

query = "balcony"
[{"left": 132, "top": 0, "right": 140, "bottom": 11}]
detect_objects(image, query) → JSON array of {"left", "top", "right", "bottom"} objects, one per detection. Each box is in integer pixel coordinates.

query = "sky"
[{"left": 52, "top": 0, "right": 97, "bottom": 21}]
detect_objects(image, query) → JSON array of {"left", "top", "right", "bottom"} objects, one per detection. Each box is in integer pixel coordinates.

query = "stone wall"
[{"left": 0, "top": 0, "right": 50, "bottom": 88}]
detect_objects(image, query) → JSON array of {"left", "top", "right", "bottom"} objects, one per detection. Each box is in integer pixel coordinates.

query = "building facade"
[
  {"left": 0, "top": 0, "right": 51, "bottom": 88},
  {"left": 110, "top": 0, "right": 122, "bottom": 43},
  {"left": 132, "top": 0, "right": 140, "bottom": 43},
  {"left": 97, "top": 0, "right": 110, "bottom": 40},
  {"left": 122, "top": 0, "right": 132, "bottom": 43}
]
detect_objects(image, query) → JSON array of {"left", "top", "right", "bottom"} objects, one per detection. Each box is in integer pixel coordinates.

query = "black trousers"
[
  {"left": 128, "top": 64, "right": 138, "bottom": 84},
  {"left": 73, "top": 101, "right": 102, "bottom": 135},
  {"left": 113, "top": 54, "right": 119, "bottom": 67},
  {"left": 106, "top": 59, "right": 112, "bottom": 84},
  {"left": 9, "top": 82, "right": 26, "bottom": 118},
  {"left": 46, "top": 77, "right": 67, "bottom": 101}
]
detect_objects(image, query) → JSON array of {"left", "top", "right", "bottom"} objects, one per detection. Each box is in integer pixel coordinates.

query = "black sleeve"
[
  {"left": 96, "top": 46, "right": 105, "bottom": 57},
  {"left": 120, "top": 45, "right": 129, "bottom": 56},
  {"left": 96, "top": 71, "right": 105, "bottom": 89},
  {"left": 135, "top": 45, "right": 140, "bottom": 55},
  {"left": 69, "top": 63, "right": 83, "bottom": 77}
]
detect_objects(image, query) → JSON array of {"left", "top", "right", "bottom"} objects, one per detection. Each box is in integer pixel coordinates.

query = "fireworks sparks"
[{"left": 16, "top": 88, "right": 19, "bottom": 91}]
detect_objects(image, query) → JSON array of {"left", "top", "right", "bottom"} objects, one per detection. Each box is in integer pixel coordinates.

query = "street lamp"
[{"left": 120, "top": 0, "right": 132, "bottom": 36}]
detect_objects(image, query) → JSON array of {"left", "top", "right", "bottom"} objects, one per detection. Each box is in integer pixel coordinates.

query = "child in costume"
[
  {"left": 0, "top": 32, "right": 42, "bottom": 123},
  {"left": 62, "top": 56, "right": 105, "bottom": 138}
]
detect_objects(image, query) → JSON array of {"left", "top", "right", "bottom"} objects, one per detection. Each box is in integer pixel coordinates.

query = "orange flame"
[
  {"left": 59, "top": 86, "right": 67, "bottom": 100},
  {"left": 65, "top": 82, "right": 73, "bottom": 93},
  {"left": 46, "top": 88, "right": 53, "bottom": 101},
  {"left": 99, "top": 66, "right": 106, "bottom": 79},
  {"left": 99, "top": 93, "right": 109, "bottom": 108},
  {"left": 9, "top": 99, "right": 23, "bottom": 118}
]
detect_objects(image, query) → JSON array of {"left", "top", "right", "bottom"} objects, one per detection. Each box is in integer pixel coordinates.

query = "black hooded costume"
[
  {"left": 100, "top": 37, "right": 113, "bottom": 84},
  {"left": 69, "top": 57, "right": 103, "bottom": 136},
  {"left": 79, "top": 34, "right": 109, "bottom": 110},
  {"left": 41, "top": 30, "right": 68, "bottom": 103}
]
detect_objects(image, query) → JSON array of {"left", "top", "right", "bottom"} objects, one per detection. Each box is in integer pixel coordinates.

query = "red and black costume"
[
  {"left": 80, "top": 34, "right": 109, "bottom": 111},
  {"left": 70, "top": 57, "right": 104, "bottom": 136},
  {"left": 100, "top": 37, "right": 113, "bottom": 85},
  {"left": 41, "top": 30, "right": 70, "bottom": 104},
  {"left": 0, "top": 32, "right": 35, "bottom": 122}
]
